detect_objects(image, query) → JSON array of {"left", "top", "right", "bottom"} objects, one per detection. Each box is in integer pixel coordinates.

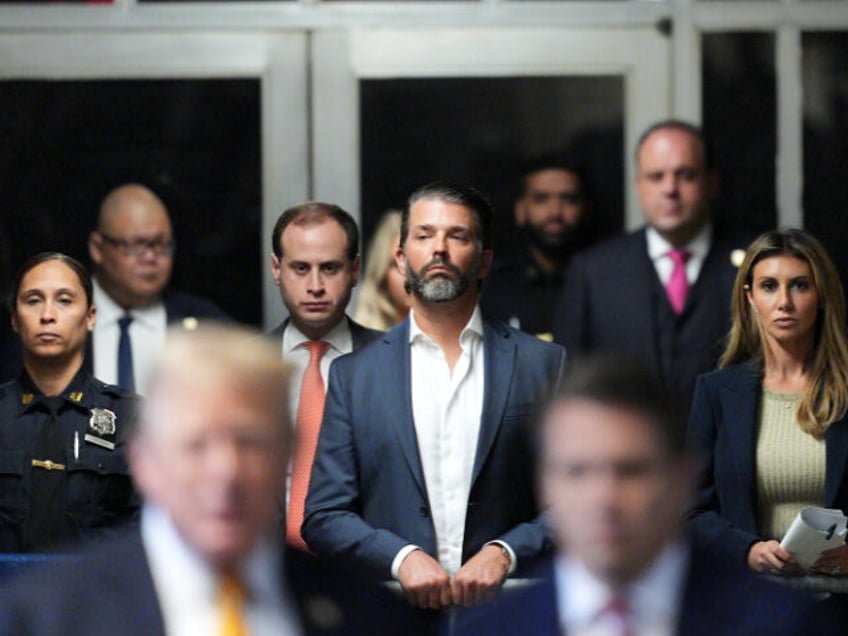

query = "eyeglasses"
[{"left": 98, "top": 233, "right": 176, "bottom": 258}]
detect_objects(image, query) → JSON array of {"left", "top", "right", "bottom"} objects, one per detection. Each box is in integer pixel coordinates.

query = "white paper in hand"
[{"left": 780, "top": 506, "right": 848, "bottom": 570}]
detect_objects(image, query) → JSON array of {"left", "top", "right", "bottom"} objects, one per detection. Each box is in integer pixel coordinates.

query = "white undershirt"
[
  {"left": 141, "top": 503, "right": 302, "bottom": 636},
  {"left": 646, "top": 224, "right": 712, "bottom": 287},
  {"left": 403, "top": 306, "right": 486, "bottom": 576},
  {"left": 555, "top": 542, "right": 688, "bottom": 636},
  {"left": 92, "top": 278, "right": 167, "bottom": 396}
]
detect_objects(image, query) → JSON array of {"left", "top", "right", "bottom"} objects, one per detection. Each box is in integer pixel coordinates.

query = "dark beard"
[{"left": 524, "top": 223, "right": 582, "bottom": 263}]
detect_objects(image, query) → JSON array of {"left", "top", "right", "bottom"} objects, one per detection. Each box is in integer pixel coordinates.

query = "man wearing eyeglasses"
[{"left": 87, "top": 183, "right": 227, "bottom": 395}]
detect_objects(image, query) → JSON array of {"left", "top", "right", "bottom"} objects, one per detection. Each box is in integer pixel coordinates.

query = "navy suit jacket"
[
  {"left": 303, "top": 315, "right": 565, "bottom": 579},
  {"left": 267, "top": 316, "right": 382, "bottom": 352},
  {"left": 453, "top": 548, "right": 833, "bottom": 636},
  {"left": 687, "top": 362, "right": 848, "bottom": 565},
  {"left": 552, "top": 226, "right": 749, "bottom": 409},
  {"left": 0, "top": 527, "right": 431, "bottom": 636}
]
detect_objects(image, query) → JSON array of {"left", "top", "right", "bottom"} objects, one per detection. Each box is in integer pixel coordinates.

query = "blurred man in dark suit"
[
  {"left": 553, "top": 121, "right": 750, "bottom": 411},
  {"left": 456, "top": 357, "right": 834, "bottom": 635},
  {"left": 0, "top": 324, "right": 424, "bottom": 636}
]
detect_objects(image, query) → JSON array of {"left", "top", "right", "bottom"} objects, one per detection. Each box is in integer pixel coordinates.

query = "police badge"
[{"left": 86, "top": 408, "right": 117, "bottom": 450}]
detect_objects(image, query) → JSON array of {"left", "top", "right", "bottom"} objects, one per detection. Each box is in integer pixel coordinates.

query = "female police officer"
[{"left": 0, "top": 252, "right": 139, "bottom": 552}]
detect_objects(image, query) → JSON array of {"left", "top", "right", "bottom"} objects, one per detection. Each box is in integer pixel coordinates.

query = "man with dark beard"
[
  {"left": 482, "top": 155, "right": 595, "bottom": 339},
  {"left": 303, "top": 182, "right": 564, "bottom": 620}
]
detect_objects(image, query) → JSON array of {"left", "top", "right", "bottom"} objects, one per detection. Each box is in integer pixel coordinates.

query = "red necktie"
[
  {"left": 286, "top": 340, "right": 331, "bottom": 551},
  {"left": 665, "top": 248, "right": 691, "bottom": 314}
]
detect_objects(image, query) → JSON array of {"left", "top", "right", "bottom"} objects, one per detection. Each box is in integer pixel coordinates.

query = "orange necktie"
[
  {"left": 286, "top": 340, "right": 331, "bottom": 550},
  {"left": 218, "top": 572, "right": 248, "bottom": 636}
]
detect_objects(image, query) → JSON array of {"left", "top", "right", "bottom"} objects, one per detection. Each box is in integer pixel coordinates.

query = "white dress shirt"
[
  {"left": 396, "top": 306, "right": 487, "bottom": 577},
  {"left": 92, "top": 278, "right": 167, "bottom": 395},
  {"left": 646, "top": 224, "right": 712, "bottom": 288},
  {"left": 555, "top": 542, "right": 689, "bottom": 636},
  {"left": 142, "top": 503, "right": 302, "bottom": 636}
]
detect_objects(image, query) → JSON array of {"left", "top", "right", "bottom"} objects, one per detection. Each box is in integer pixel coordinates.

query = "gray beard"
[{"left": 405, "top": 256, "right": 479, "bottom": 303}]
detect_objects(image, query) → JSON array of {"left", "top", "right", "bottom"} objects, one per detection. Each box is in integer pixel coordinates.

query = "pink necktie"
[
  {"left": 287, "top": 340, "right": 331, "bottom": 551},
  {"left": 665, "top": 248, "right": 691, "bottom": 314},
  {"left": 604, "top": 595, "right": 634, "bottom": 636}
]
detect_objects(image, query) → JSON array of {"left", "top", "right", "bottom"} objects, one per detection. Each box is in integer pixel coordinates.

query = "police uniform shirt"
[{"left": 0, "top": 369, "right": 140, "bottom": 552}]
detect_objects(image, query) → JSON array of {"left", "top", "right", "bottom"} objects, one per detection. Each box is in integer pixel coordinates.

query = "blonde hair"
[
  {"left": 721, "top": 229, "right": 848, "bottom": 437},
  {"left": 140, "top": 324, "right": 291, "bottom": 440},
  {"left": 353, "top": 211, "right": 404, "bottom": 331}
]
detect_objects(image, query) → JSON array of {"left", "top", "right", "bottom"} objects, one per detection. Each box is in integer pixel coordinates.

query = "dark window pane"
[
  {"left": 802, "top": 32, "right": 848, "bottom": 286},
  {"left": 360, "top": 76, "right": 624, "bottom": 255},
  {"left": 0, "top": 79, "right": 262, "bottom": 325},
  {"left": 702, "top": 32, "right": 776, "bottom": 234}
]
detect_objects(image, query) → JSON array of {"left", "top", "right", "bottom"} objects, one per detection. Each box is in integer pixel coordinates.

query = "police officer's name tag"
[{"left": 86, "top": 408, "right": 117, "bottom": 450}]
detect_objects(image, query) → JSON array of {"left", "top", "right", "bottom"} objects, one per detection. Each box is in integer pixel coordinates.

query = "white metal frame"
[
  {"left": 312, "top": 27, "right": 671, "bottom": 231},
  {"left": 677, "top": 1, "right": 848, "bottom": 228}
]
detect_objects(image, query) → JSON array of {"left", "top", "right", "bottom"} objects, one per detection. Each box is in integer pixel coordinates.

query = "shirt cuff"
[
  {"left": 391, "top": 544, "right": 423, "bottom": 579},
  {"left": 486, "top": 540, "right": 517, "bottom": 575}
]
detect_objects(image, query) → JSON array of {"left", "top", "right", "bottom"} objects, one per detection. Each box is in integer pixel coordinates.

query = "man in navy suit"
[
  {"left": 266, "top": 202, "right": 381, "bottom": 549},
  {"left": 0, "top": 325, "right": 423, "bottom": 636},
  {"left": 303, "top": 182, "right": 565, "bottom": 611},
  {"left": 456, "top": 357, "right": 833, "bottom": 635},
  {"left": 553, "top": 121, "right": 750, "bottom": 411},
  {"left": 86, "top": 183, "right": 227, "bottom": 394}
]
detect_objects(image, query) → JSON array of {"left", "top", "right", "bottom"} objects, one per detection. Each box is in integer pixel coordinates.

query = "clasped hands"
[
  {"left": 397, "top": 544, "right": 510, "bottom": 610},
  {"left": 747, "top": 540, "right": 848, "bottom": 575}
]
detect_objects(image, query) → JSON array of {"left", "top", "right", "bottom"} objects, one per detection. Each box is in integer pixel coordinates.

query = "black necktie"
[
  {"left": 117, "top": 315, "right": 135, "bottom": 392},
  {"left": 28, "top": 395, "right": 68, "bottom": 550}
]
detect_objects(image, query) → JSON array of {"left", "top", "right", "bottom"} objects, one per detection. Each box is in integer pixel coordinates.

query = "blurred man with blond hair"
[{"left": 0, "top": 325, "right": 424, "bottom": 636}]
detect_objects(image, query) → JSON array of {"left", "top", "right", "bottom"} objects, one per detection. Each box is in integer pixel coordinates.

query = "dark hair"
[
  {"left": 542, "top": 355, "right": 686, "bottom": 457},
  {"left": 271, "top": 202, "right": 360, "bottom": 262},
  {"left": 516, "top": 153, "right": 592, "bottom": 203},
  {"left": 10, "top": 252, "right": 93, "bottom": 311},
  {"left": 401, "top": 181, "right": 494, "bottom": 251},
  {"left": 635, "top": 119, "right": 715, "bottom": 171}
]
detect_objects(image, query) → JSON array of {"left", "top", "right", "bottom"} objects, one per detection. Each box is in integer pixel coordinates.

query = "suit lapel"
[
  {"left": 471, "top": 320, "right": 514, "bottom": 486},
  {"left": 386, "top": 320, "right": 429, "bottom": 498},
  {"left": 268, "top": 318, "right": 288, "bottom": 341},
  {"left": 825, "top": 415, "right": 848, "bottom": 507},
  {"left": 720, "top": 367, "right": 760, "bottom": 528},
  {"left": 349, "top": 319, "right": 368, "bottom": 350}
]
